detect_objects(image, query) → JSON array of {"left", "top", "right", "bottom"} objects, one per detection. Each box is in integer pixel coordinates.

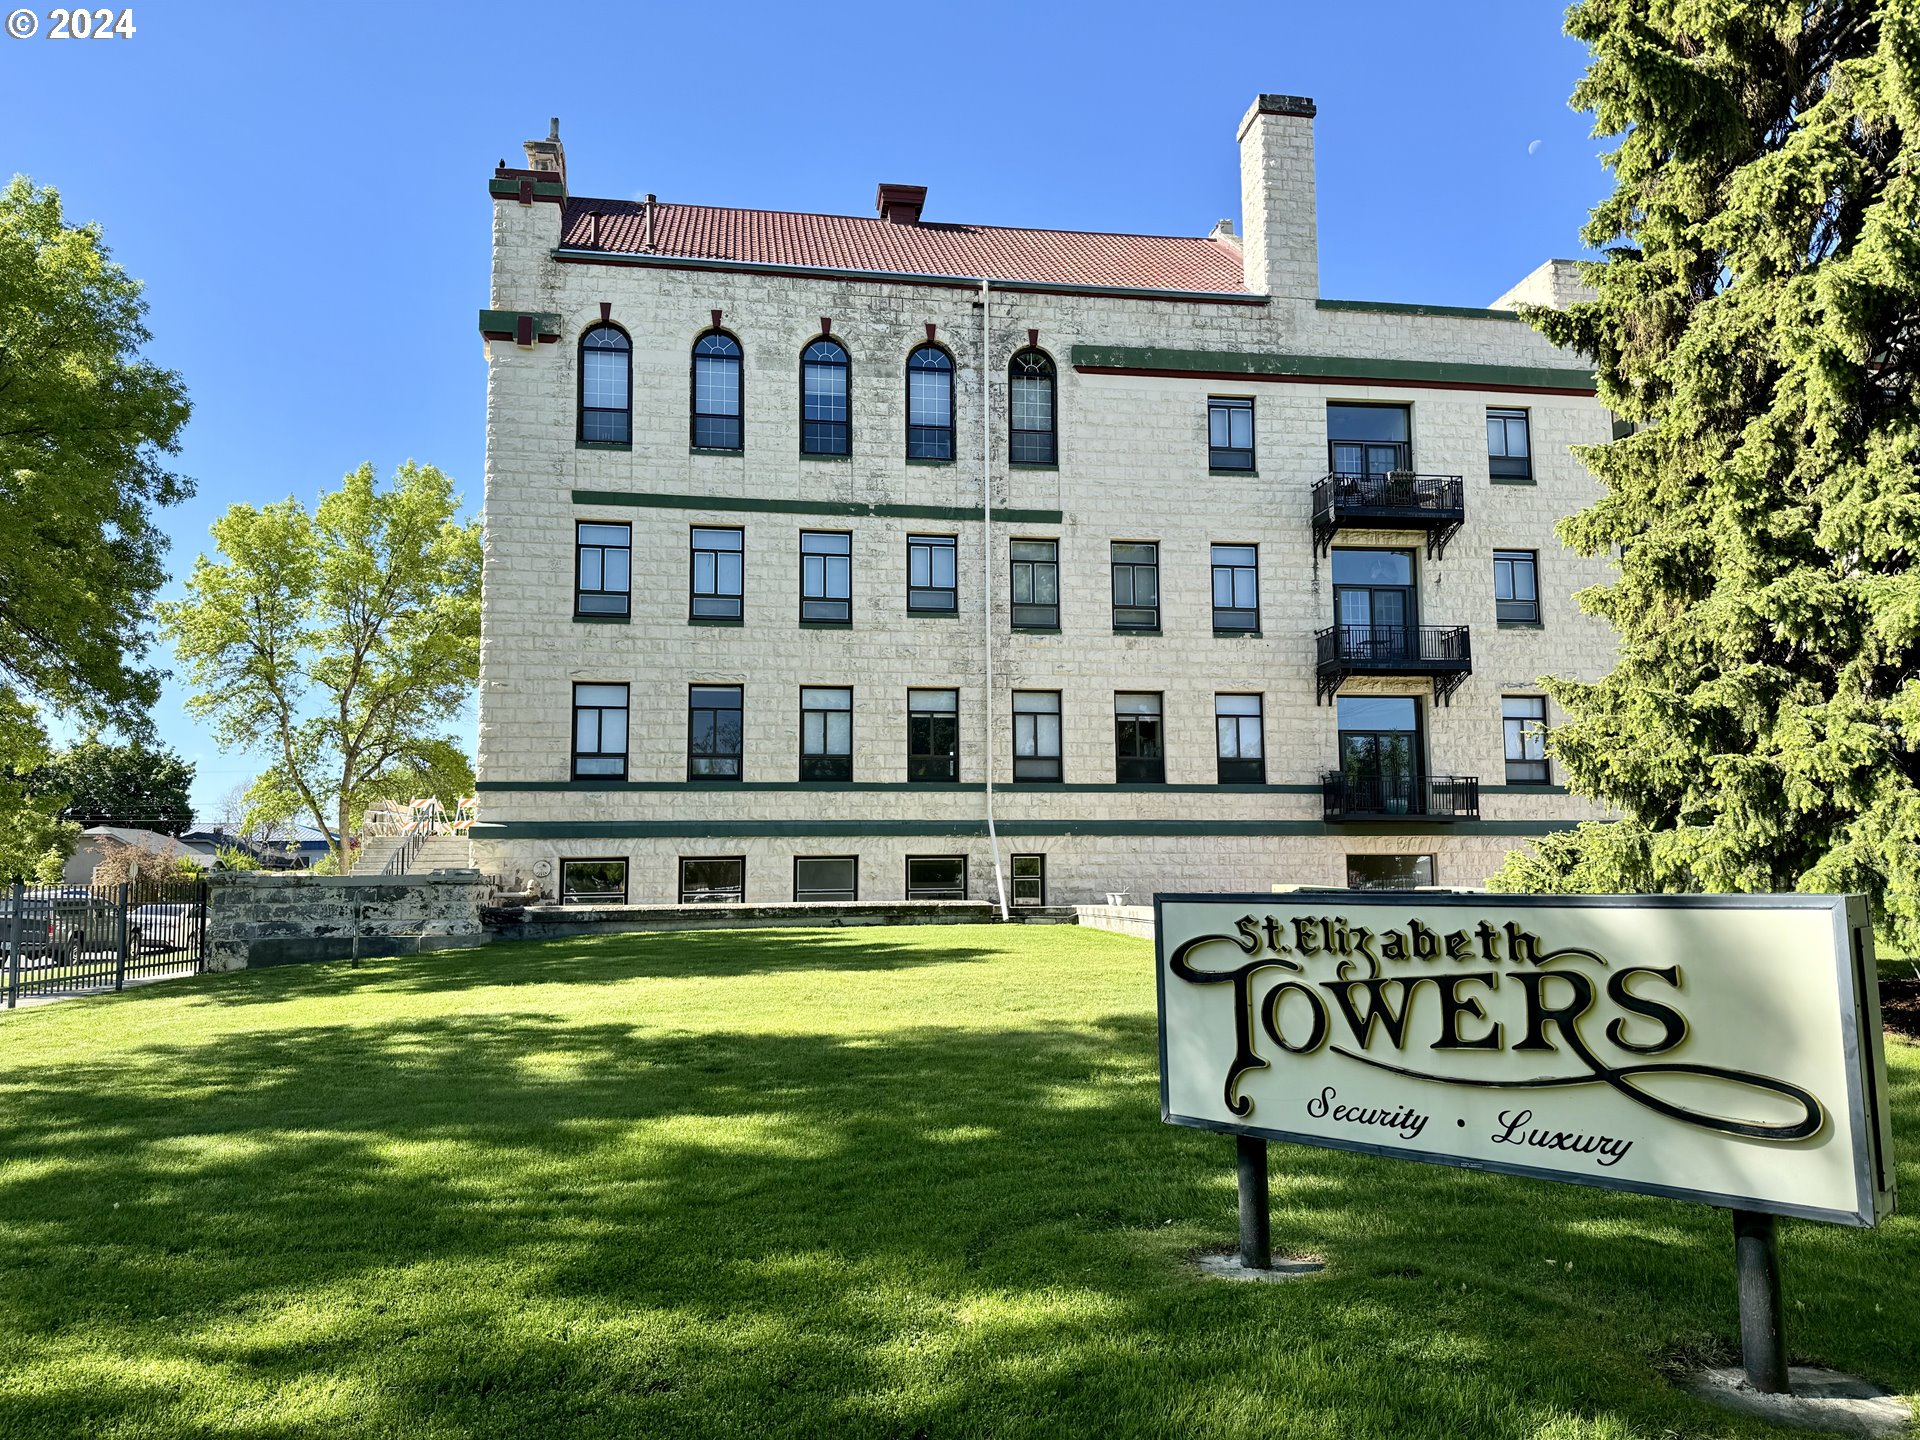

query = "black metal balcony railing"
[
  {"left": 1322, "top": 772, "right": 1481, "bottom": 823},
  {"left": 1312, "top": 469, "right": 1467, "bottom": 559},
  {"left": 1314, "top": 623, "right": 1473, "bottom": 706}
]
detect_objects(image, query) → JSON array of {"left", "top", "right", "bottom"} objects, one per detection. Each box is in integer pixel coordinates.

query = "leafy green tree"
[
  {"left": 37, "top": 736, "right": 194, "bottom": 834},
  {"left": 1489, "top": 2, "right": 1920, "bottom": 944},
  {"left": 0, "top": 176, "right": 190, "bottom": 878},
  {"left": 157, "top": 462, "right": 481, "bottom": 870}
]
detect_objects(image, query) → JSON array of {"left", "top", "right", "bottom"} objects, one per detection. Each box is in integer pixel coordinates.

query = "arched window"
[
  {"left": 578, "top": 324, "right": 631, "bottom": 444},
  {"left": 906, "top": 345, "right": 954, "bottom": 460},
  {"left": 691, "top": 331, "right": 744, "bottom": 450},
  {"left": 1008, "top": 350, "right": 1056, "bottom": 465},
  {"left": 801, "top": 338, "right": 850, "bottom": 456}
]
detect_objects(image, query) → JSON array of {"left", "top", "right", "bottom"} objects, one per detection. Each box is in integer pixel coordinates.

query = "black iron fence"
[
  {"left": 1322, "top": 773, "right": 1481, "bottom": 822},
  {"left": 2, "top": 877, "right": 208, "bottom": 1006},
  {"left": 1311, "top": 470, "right": 1466, "bottom": 521},
  {"left": 1315, "top": 624, "right": 1473, "bottom": 668}
]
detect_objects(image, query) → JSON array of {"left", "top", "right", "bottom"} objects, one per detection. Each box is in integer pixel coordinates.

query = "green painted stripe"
[
  {"left": 571, "top": 489, "right": 1064, "bottom": 524},
  {"left": 478, "top": 308, "right": 562, "bottom": 337},
  {"left": 490, "top": 178, "right": 566, "bottom": 200},
  {"left": 1480, "top": 784, "right": 1570, "bottom": 795},
  {"left": 472, "top": 818, "right": 1580, "bottom": 840},
  {"left": 476, "top": 780, "right": 1321, "bottom": 795},
  {"left": 1068, "top": 345, "right": 1594, "bottom": 394},
  {"left": 1316, "top": 299, "right": 1523, "bottom": 323}
]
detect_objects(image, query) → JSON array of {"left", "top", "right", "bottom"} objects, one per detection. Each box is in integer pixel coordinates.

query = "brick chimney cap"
[
  {"left": 1238, "top": 93, "right": 1317, "bottom": 139},
  {"left": 876, "top": 183, "right": 928, "bottom": 224}
]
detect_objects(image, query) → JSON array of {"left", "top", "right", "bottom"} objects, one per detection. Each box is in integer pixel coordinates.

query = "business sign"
[{"left": 1156, "top": 893, "right": 1896, "bottom": 1227}]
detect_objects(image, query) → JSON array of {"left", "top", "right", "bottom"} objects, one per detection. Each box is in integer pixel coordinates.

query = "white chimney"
[{"left": 1236, "top": 94, "right": 1318, "bottom": 300}]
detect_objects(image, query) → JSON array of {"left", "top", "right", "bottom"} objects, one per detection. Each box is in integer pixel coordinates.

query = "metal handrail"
[
  {"left": 380, "top": 830, "right": 428, "bottom": 876},
  {"left": 1321, "top": 772, "right": 1481, "bottom": 822},
  {"left": 1314, "top": 624, "right": 1472, "bottom": 667},
  {"left": 1311, "top": 470, "right": 1465, "bottom": 520}
]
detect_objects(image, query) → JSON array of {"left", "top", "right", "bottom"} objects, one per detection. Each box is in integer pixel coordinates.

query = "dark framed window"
[
  {"left": 906, "top": 345, "right": 955, "bottom": 459},
  {"left": 578, "top": 324, "right": 631, "bottom": 443},
  {"left": 1111, "top": 542, "right": 1160, "bottom": 630},
  {"left": 691, "top": 527, "right": 744, "bottom": 620},
  {"left": 1011, "top": 853, "right": 1045, "bottom": 906},
  {"left": 1347, "top": 854, "right": 1435, "bottom": 890},
  {"left": 1114, "top": 692, "right": 1165, "bottom": 784},
  {"left": 801, "top": 338, "right": 851, "bottom": 455},
  {"left": 1215, "top": 694, "right": 1265, "bottom": 784},
  {"left": 688, "top": 684, "right": 744, "bottom": 781},
  {"left": 1332, "top": 548, "right": 1416, "bottom": 658},
  {"left": 1013, "top": 690, "right": 1062, "bottom": 782},
  {"left": 691, "top": 331, "right": 743, "bottom": 451},
  {"left": 1488, "top": 408, "right": 1532, "bottom": 480},
  {"left": 800, "top": 530, "right": 852, "bottom": 624},
  {"left": 1338, "top": 695, "right": 1422, "bottom": 814},
  {"left": 1504, "top": 696, "right": 1550, "bottom": 784},
  {"left": 560, "top": 858, "right": 627, "bottom": 904},
  {"left": 1009, "top": 350, "right": 1056, "bottom": 465},
  {"left": 1208, "top": 397, "right": 1254, "bottom": 470},
  {"left": 794, "top": 855, "right": 857, "bottom": 902},
  {"left": 1011, "top": 539, "right": 1059, "bottom": 628},
  {"left": 906, "top": 854, "right": 967, "bottom": 900},
  {"left": 908, "top": 533, "right": 957, "bottom": 612},
  {"left": 1495, "top": 550, "right": 1540, "bottom": 623},
  {"left": 680, "top": 856, "right": 745, "bottom": 903},
  {"left": 800, "top": 686, "right": 853, "bottom": 781},
  {"left": 908, "top": 688, "right": 959, "bottom": 782},
  {"left": 572, "top": 683, "right": 629, "bottom": 779},
  {"left": 1211, "top": 544, "right": 1258, "bottom": 632},
  {"left": 576, "top": 521, "right": 632, "bottom": 617},
  {"left": 1328, "top": 402, "right": 1411, "bottom": 477}
]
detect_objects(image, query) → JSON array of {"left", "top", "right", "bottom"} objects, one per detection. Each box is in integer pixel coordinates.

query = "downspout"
[{"left": 980, "top": 277, "right": 1010, "bottom": 920}]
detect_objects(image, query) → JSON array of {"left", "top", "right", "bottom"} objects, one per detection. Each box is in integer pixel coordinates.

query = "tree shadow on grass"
[{"left": 0, "top": 985, "right": 1914, "bottom": 1438}]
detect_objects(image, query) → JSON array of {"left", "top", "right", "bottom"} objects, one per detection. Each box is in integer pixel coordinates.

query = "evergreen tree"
[{"left": 1491, "top": 1, "right": 1920, "bottom": 945}]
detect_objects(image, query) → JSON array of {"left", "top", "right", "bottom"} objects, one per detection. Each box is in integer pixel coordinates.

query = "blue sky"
[{"left": 0, "top": 0, "right": 1609, "bottom": 814}]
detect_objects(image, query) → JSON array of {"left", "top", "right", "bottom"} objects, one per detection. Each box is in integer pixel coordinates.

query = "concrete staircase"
[{"left": 355, "top": 833, "right": 473, "bottom": 875}]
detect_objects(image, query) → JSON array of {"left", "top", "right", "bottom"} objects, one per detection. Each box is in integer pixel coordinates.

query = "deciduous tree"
[
  {"left": 157, "top": 462, "right": 480, "bottom": 870},
  {"left": 1490, "top": 2, "right": 1920, "bottom": 945},
  {"left": 38, "top": 735, "right": 194, "bottom": 834}
]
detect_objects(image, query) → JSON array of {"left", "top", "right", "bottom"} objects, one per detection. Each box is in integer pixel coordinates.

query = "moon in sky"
[{"left": 1527, "top": 139, "right": 1543, "bottom": 155}]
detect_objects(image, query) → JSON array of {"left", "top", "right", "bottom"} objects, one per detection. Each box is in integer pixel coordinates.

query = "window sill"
[
  {"left": 905, "top": 457, "right": 956, "bottom": 467},
  {"left": 1114, "top": 627, "right": 1162, "bottom": 637},
  {"left": 572, "top": 772, "right": 631, "bottom": 783},
  {"left": 689, "top": 446, "right": 744, "bottom": 457},
  {"left": 798, "top": 620, "right": 852, "bottom": 630},
  {"left": 1213, "top": 628, "right": 1261, "bottom": 639},
  {"left": 799, "top": 452, "right": 852, "bottom": 462},
  {"left": 685, "top": 777, "right": 744, "bottom": 784},
  {"left": 573, "top": 613, "right": 631, "bottom": 625},
  {"left": 908, "top": 608, "right": 962, "bottom": 619},
  {"left": 576, "top": 440, "right": 632, "bottom": 452},
  {"left": 1209, "top": 466, "right": 1257, "bottom": 477},
  {"left": 1012, "top": 626, "right": 1062, "bottom": 635},
  {"left": 1497, "top": 619, "right": 1545, "bottom": 630},
  {"left": 1008, "top": 462, "right": 1059, "bottom": 472},
  {"left": 688, "top": 616, "right": 745, "bottom": 627},
  {"left": 1489, "top": 475, "right": 1537, "bottom": 486}
]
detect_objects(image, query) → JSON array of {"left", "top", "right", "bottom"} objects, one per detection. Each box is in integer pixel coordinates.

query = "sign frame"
[{"left": 1154, "top": 890, "right": 1896, "bottom": 1229}]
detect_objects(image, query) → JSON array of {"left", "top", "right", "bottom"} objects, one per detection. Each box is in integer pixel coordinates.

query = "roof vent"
[{"left": 876, "top": 183, "right": 927, "bottom": 224}]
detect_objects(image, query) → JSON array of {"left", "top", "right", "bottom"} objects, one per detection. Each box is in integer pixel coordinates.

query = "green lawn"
[{"left": 0, "top": 925, "right": 1913, "bottom": 1439}]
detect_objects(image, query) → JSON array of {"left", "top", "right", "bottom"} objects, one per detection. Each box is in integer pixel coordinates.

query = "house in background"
[
  {"left": 179, "top": 821, "right": 332, "bottom": 870},
  {"left": 64, "top": 826, "right": 203, "bottom": 885}
]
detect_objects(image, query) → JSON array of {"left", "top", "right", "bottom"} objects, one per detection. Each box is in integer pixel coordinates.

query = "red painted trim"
[
  {"left": 1072, "top": 364, "right": 1596, "bottom": 397},
  {"left": 549, "top": 252, "right": 1269, "bottom": 305}
]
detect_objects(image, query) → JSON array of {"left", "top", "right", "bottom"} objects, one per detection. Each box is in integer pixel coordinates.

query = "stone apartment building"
[{"left": 471, "top": 94, "right": 1616, "bottom": 909}]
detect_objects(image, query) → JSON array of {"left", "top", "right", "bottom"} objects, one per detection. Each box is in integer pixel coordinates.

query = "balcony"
[
  {"left": 1311, "top": 449, "right": 1466, "bottom": 559},
  {"left": 1314, "top": 624, "right": 1473, "bottom": 706},
  {"left": 1322, "top": 773, "right": 1481, "bottom": 823}
]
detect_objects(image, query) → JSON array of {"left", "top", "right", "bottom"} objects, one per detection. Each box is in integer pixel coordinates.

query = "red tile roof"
[{"left": 560, "top": 198, "right": 1251, "bottom": 294}]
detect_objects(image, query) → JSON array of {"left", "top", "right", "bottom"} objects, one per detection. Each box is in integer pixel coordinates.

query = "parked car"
[
  {"left": 0, "top": 890, "right": 120, "bottom": 966},
  {"left": 127, "top": 900, "right": 205, "bottom": 955}
]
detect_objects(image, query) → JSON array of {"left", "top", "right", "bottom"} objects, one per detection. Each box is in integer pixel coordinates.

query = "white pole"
[{"left": 981, "top": 278, "right": 1010, "bottom": 920}]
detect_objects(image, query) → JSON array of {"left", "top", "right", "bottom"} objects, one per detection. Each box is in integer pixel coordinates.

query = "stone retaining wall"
[
  {"left": 1073, "top": 905, "right": 1155, "bottom": 940},
  {"left": 206, "top": 872, "right": 491, "bottom": 970},
  {"left": 490, "top": 899, "right": 1013, "bottom": 942}
]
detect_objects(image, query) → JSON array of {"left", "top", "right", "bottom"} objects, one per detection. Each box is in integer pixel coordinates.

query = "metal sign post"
[
  {"left": 1734, "top": 1210, "right": 1790, "bottom": 1392},
  {"left": 1236, "top": 1136, "right": 1271, "bottom": 1270}
]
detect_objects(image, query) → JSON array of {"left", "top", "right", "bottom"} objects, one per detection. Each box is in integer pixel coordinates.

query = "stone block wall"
[{"left": 206, "top": 872, "right": 491, "bottom": 970}]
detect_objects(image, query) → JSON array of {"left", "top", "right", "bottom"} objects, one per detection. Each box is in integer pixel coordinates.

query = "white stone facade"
[{"left": 473, "top": 96, "right": 1617, "bottom": 907}]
